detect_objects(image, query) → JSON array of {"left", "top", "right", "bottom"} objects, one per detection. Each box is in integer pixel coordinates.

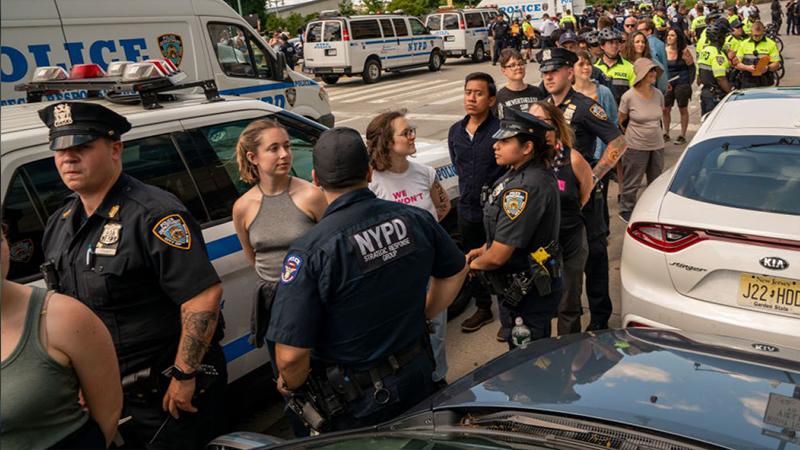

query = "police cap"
[
  {"left": 492, "top": 104, "right": 554, "bottom": 140},
  {"left": 38, "top": 101, "right": 132, "bottom": 151},
  {"left": 558, "top": 31, "right": 579, "bottom": 45},
  {"left": 535, "top": 47, "right": 579, "bottom": 73},
  {"left": 313, "top": 127, "right": 370, "bottom": 188}
]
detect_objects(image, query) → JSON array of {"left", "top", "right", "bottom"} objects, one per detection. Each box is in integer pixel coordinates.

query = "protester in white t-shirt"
[{"left": 366, "top": 109, "right": 452, "bottom": 386}]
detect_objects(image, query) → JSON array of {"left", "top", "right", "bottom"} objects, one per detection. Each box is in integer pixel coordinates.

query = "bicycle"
[{"left": 766, "top": 23, "right": 784, "bottom": 53}]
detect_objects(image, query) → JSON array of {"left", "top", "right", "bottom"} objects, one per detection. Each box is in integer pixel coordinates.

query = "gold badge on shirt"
[{"left": 96, "top": 223, "right": 122, "bottom": 256}]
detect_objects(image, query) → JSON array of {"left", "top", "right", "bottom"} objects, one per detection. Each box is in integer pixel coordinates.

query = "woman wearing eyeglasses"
[
  {"left": 496, "top": 48, "right": 545, "bottom": 114},
  {"left": 366, "top": 110, "right": 452, "bottom": 387}
]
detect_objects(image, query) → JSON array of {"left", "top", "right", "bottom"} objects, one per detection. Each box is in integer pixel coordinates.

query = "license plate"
[
  {"left": 737, "top": 273, "right": 800, "bottom": 315},
  {"left": 445, "top": 36, "right": 455, "bottom": 42}
]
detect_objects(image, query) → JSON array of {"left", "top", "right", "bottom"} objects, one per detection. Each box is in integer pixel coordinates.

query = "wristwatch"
[{"left": 162, "top": 365, "right": 197, "bottom": 381}]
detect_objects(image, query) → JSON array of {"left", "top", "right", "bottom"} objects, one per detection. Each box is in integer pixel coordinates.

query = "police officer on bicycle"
[
  {"left": 38, "top": 102, "right": 226, "bottom": 449},
  {"left": 266, "top": 127, "right": 468, "bottom": 433},
  {"left": 467, "top": 106, "right": 562, "bottom": 349},
  {"left": 697, "top": 20, "right": 733, "bottom": 114}
]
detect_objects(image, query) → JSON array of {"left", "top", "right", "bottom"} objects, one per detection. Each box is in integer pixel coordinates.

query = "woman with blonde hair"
[
  {"left": 366, "top": 109, "right": 452, "bottom": 387},
  {"left": 528, "top": 102, "right": 594, "bottom": 335},
  {"left": 232, "top": 119, "right": 326, "bottom": 349}
]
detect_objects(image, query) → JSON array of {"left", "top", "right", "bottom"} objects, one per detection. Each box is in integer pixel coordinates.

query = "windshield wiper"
[{"left": 721, "top": 137, "right": 800, "bottom": 152}]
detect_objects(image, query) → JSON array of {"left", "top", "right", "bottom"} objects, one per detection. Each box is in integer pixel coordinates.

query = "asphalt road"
[{"left": 232, "top": 2, "right": 800, "bottom": 438}]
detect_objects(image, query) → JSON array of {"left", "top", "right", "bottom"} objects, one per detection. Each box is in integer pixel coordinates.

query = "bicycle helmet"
[
  {"left": 598, "top": 27, "right": 621, "bottom": 43},
  {"left": 583, "top": 30, "right": 601, "bottom": 46},
  {"left": 705, "top": 18, "right": 730, "bottom": 48}
]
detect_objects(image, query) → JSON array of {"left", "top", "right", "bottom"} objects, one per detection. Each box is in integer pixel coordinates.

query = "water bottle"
[{"left": 511, "top": 317, "right": 532, "bottom": 349}]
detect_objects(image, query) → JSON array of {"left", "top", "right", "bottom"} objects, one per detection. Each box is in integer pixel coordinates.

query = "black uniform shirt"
[
  {"left": 266, "top": 188, "right": 465, "bottom": 368},
  {"left": 483, "top": 161, "right": 560, "bottom": 273},
  {"left": 548, "top": 88, "right": 621, "bottom": 165},
  {"left": 42, "top": 173, "right": 221, "bottom": 375}
]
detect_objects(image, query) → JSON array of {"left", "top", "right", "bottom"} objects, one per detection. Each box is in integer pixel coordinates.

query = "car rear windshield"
[
  {"left": 669, "top": 136, "right": 800, "bottom": 215},
  {"left": 427, "top": 14, "right": 441, "bottom": 30},
  {"left": 306, "top": 22, "right": 323, "bottom": 42},
  {"left": 323, "top": 21, "right": 342, "bottom": 41},
  {"left": 443, "top": 13, "right": 460, "bottom": 30}
]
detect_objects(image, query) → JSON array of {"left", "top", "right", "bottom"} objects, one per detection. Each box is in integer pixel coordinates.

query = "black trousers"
[
  {"left": 458, "top": 215, "right": 492, "bottom": 310},
  {"left": 492, "top": 39, "right": 506, "bottom": 64},
  {"left": 118, "top": 345, "right": 228, "bottom": 449},
  {"left": 584, "top": 235, "right": 612, "bottom": 330}
]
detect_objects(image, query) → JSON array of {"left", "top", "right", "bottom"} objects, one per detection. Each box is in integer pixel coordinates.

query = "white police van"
[
  {"left": 0, "top": 63, "right": 458, "bottom": 383},
  {"left": 302, "top": 12, "right": 445, "bottom": 84},
  {"left": 425, "top": 8, "right": 499, "bottom": 62},
  {"left": 1, "top": 0, "right": 334, "bottom": 126},
  {"left": 476, "top": 0, "right": 586, "bottom": 27}
]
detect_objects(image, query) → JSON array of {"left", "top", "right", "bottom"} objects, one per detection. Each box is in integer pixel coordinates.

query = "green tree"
[
  {"left": 339, "top": 0, "right": 357, "bottom": 15},
  {"left": 387, "top": 0, "right": 428, "bottom": 16},
  {"left": 362, "top": 0, "right": 386, "bottom": 13}
]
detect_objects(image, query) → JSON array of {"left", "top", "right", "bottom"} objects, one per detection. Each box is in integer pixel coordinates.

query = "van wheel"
[
  {"left": 471, "top": 43, "right": 485, "bottom": 63},
  {"left": 428, "top": 50, "right": 443, "bottom": 72},
  {"left": 362, "top": 59, "right": 381, "bottom": 84},
  {"left": 321, "top": 75, "right": 340, "bottom": 85}
]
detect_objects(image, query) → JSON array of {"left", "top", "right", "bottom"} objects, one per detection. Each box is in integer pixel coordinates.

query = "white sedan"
[{"left": 621, "top": 87, "right": 800, "bottom": 349}]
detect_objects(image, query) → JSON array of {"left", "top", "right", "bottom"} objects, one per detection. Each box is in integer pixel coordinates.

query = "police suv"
[
  {"left": 302, "top": 12, "right": 446, "bottom": 84},
  {"left": 0, "top": 61, "right": 457, "bottom": 383},
  {"left": 1, "top": 0, "right": 334, "bottom": 126},
  {"left": 425, "top": 8, "right": 499, "bottom": 62}
]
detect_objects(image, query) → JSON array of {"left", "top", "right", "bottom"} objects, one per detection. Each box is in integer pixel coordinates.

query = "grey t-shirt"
[{"left": 619, "top": 87, "right": 665, "bottom": 150}]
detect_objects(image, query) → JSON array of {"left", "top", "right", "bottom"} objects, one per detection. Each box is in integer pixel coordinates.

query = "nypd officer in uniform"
[
  {"left": 39, "top": 102, "right": 226, "bottom": 449},
  {"left": 696, "top": 20, "right": 733, "bottom": 114},
  {"left": 266, "top": 127, "right": 468, "bottom": 432},
  {"left": 467, "top": 105, "right": 562, "bottom": 347},
  {"left": 538, "top": 48, "right": 626, "bottom": 332}
]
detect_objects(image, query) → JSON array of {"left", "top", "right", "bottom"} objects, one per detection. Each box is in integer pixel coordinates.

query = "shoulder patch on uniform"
[
  {"left": 589, "top": 103, "right": 608, "bottom": 121},
  {"left": 502, "top": 189, "right": 528, "bottom": 220},
  {"left": 152, "top": 214, "right": 192, "bottom": 250},
  {"left": 281, "top": 254, "right": 303, "bottom": 284},
  {"left": 716, "top": 55, "right": 726, "bottom": 65}
]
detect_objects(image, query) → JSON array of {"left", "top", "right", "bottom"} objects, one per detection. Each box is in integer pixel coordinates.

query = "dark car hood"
[{"left": 430, "top": 329, "right": 800, "bottom": 450}]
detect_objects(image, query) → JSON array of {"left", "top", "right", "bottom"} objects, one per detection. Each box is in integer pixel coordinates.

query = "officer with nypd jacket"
[
  {"left": 38, "top": 102, "right": 226, "bottom": 449},
  {"left": 266, "top": 127, "right": 468, "bottom": 433},
  {"left": 467, "top": 105, "right": 563, "bottom": 349}
]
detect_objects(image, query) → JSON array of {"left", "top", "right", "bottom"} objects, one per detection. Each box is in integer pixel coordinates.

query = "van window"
[
  {"left": 350, "top": 20, "right": 382, "bottom": 40},
  {"left": 380, "top": 19, "right": 395, "bottom": 38},
  {"left": 443, "top": 14, "right": 460, "bottom": 30},
  {"left": 306, "top": 22, "right": 323, "bottom": 43},
  {"left": 409, "top": 18, "right": 430, "bottom": 36},
  {"left": 324, "top": 21, "right": 343, "bottom": 41},
  {"left": 426, "top": 15, "right": 442, "bottom": 31},
  {"left": 122, "top": 134, "right": 208, "bottom": 222},
  {"left": 393, "top": 18, "right": 409, "bottom": 36},
  {"left": 208, "top": 23, "right": 273, "bottom": 80},
  {"left": 465, "top": 12, "right": 485, "bottom": 28}
]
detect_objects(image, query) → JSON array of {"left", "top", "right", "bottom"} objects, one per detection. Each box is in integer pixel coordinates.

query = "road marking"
[
  {"left": 339, "top": 79, "right": 452, "bottom": 103},
  {"left": 333, "top": 112, "right": 463, "bottom": 123},
  {"left": 371, "top": 80, "right": 463, "bottom": 103},
  {"left": 328, "top": 79, "right": 426, "bottom": 101}
]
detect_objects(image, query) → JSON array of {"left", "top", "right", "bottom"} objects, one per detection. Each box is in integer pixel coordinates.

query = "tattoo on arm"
[
  {"left": 431, "top": 180, "right": 450, "bottom": 220},
  {"left": 592, "top": 136, "right": 628, "bottom": 184},
  {"left": 179, "top": 310, "right": 218, "bottom": 370}
]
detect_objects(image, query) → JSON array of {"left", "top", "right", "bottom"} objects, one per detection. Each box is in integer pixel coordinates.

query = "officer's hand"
[
  {"left": 162, "top": 378, "right": 197, "bottom": 419},
  {"left": 276, "top": 373, "right": 292, "bottom": 397},
  {"left": 466, "top": 247, "right": 486, "bottom": 263}
]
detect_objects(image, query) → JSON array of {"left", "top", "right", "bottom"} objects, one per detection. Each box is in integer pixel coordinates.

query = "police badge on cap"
[
  {"left": 38, "top": 101, "right": 132, "bottom": 151},
  {"left": 535, "top": 47, "right": 579, "bottom": 73}
]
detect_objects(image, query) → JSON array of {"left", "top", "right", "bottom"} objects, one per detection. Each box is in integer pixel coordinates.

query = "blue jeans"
[{"left": 429, "top": 310, "right": 448, "bottom": 382}]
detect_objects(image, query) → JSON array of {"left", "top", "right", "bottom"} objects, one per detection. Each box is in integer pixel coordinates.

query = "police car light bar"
[
  {"left": 106, "top": 61, "right": 133, "bottom": 77},
  {"left": 31, "top": 66, "right": 69, "bottom": 83},
  {"left": 70, "top": 64, "right": 107, "bottom": 79},
  {"left": 122, "top": 60, "right": 187, "bottom": 83}
]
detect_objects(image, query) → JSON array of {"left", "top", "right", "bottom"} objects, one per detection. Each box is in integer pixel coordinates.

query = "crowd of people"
[{"left": 1, "top": 1, "right": 795, "bottom": 448}]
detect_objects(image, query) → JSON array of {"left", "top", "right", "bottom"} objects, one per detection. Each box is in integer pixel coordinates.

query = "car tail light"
[
  {"left": 627, "top": 321, "right": 653, "bottom": 328},
  {"left": 459, "top": 18, "right": 466, "bottom": 29},
  {"left": 342, "top": 24, "right": 350, "bottom": 41},
  {"left": 627, "top": 222, "right": 706, "bottom": 253},
  {"left": 69, "top": 63, "right": 106, "bottom": 79},
  {"left": 31, "top": 66, "right": 69, "bottom": 82}
]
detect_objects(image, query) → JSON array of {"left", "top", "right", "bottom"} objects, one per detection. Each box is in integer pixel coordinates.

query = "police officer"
[
  {"left": 39, "top": 102, "right": 226, "bottom": 449},
  {"left": 467, "top": 106, "right": 560, "bottom": 348},
  {"left": 491, "top": 14, "right": 510, "bottom": 65},
  {"left": 734, "top": 20, "right": 782, "bottom": 88},
  {"left": 266, "top": 127, "right": 468, "bottom": 432},
  {"left": 594, "top": 28, "right": 636, "bottom": 105},
  {"left": 538, "top": 48, "right": 627, "bottom": 332},
  {"left": 697, "top": 20, "right": 733, "bottom": 114}
]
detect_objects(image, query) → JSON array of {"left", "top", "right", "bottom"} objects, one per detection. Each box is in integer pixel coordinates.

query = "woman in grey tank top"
[
  {"left": 1, "top": 228, "right": 122, "bottom": 448},
  {"left": 232, "top": 120, "right": 326, "bottom": 348}
]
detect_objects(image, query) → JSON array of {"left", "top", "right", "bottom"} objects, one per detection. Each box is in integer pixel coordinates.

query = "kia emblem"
[{"left": 759, "top": 257, "right": 789, "bottom": 271}]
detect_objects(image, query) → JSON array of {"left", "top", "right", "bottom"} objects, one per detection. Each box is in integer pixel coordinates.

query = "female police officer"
[{"left": 467, "top": 105, "right": 563, "bottom": 349}]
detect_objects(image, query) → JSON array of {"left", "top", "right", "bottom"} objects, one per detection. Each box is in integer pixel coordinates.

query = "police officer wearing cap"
[
  {"left": 467, "top": 106, "right": 562, "bottom": 347},
  {"left": 39, "top": 102, "right": 226, "bottom": 449},
  {"left": 537, "top": 47, "right": 627, "bottom": 332},
  {"left": 266, "top": 127, "right": 468, "bottom": 432}
]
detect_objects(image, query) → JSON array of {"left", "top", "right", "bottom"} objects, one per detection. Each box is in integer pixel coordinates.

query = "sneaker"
[
  {"left": 461, "top": 308, "right": 494, "bottom": 332},
  {"left": 496, "top": 327, "right": 507, "bottom": 342},
  {"left": 663, "top": 133, "right": 670, "bottom": 143},
  {"left": 675, "top": 135, "right": 687, "bottom": 145},
  {"left": 618, "top": 211, "right": 631, "bottom": 223}
]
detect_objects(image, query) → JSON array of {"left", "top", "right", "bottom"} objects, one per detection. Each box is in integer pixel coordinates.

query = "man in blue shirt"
[
  {"left": 267, "top": 127, "right": 468, "bottom": 433},
  {"left": 447, "top": 72, "right": 505, "bottom": 337},
  {"left": 638, "top": 18, "right": 669, "bottom": 94}
]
